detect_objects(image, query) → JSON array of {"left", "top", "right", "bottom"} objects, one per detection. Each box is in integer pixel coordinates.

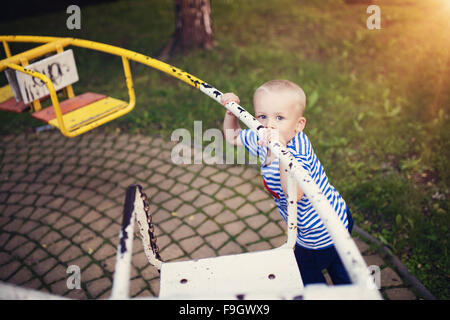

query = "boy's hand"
[
  {"left": 221, "top": 93, "right": 240, "bottom": 117},
  {"left": 222, "top": 92, "right": 243, "bottom": 146},
  {"left": 258, "top": 128, "right": 288, "bottom": 147}
]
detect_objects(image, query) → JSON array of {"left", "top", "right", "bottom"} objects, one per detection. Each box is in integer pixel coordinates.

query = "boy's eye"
[
  {"left": 276, "top": 116, "right": 284, "bottom": 120},
  {"left": 258, "top": 115, "right": 266, "bottom": 119}
]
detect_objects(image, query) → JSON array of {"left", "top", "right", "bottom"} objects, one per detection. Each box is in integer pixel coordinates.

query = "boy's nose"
[{"left": 267, "top": 118, "right": 276, "bottom": 129}]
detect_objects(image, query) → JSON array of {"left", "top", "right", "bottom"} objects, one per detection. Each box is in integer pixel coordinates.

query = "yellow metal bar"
[
  {"left": 2, "top": 41, "right": 11, "bottom": 57},
  {"left": 121, "top": 56, "right": 135, "bottom": 108},
  {"left": 18, "top": 57, "right": 41, "bottom": 112},
  {"left": 6, "top": 63, "right": 68, "bottom": 135},
  {"left": 56, "top": 44, "right": 75, "bottom": 99},
  {"left": 0, "top": 38, "right": 72, "bottom": 72},
  {"left": 0, "top": 36, "right": 206, "bottom": 90}
]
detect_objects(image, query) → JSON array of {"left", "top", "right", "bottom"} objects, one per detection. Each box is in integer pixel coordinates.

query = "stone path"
[{"left": 0, "top": 131, "right": 421, "bottom": 299}]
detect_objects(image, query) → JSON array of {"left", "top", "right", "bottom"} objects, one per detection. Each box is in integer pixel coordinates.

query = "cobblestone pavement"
[{"left": 0, "top": 131, "right": 420, "bottom": 300}]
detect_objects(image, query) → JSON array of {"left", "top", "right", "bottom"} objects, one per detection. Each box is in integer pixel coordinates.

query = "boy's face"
[{"left": 254, "top": 90, "right": 306, "bottom": 145}]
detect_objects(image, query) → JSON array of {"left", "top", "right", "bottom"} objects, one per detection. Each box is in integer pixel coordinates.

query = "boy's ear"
[{"left": 296, "top": 117, "right": 306, "bottom": 133}]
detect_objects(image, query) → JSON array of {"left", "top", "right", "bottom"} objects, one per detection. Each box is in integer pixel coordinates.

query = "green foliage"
[{"left": 0, "top": 0, "right": 449, "bottom": 299}]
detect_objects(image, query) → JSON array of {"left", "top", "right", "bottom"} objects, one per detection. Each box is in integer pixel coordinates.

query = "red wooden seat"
[
  {"left": 0, "top": 97, "right": 30, "bottom": 113},
  {"left": 32, "top": 92, "right": 106, "bottom": 122}
]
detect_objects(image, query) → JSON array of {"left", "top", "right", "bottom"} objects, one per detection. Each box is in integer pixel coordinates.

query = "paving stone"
[
  {"left": 172, "top": 224, "right": 195, "bottom": 240},
  {"left": 43, "top": 261, "right": 66, "bottom": 283},
  {"left": 4, "top": 235, "right": 28, "bottom": 251},
  {"left": 89, "top": 217, "right": 111, "bottom": 233},
  {"left": 354, "top": 237, "right": 370, "bottom": 253},
  {"left": 0, "top": 252, "right": 13, "bottom": 265},
  {"left": 54, "top": 216, "right": 75, "bottom": 230},
  {"left": 259, "top": 222, "right": 283, "bottom": 238},
  {"left": 201, "top": 183, "right": 221, "bottom": 196},
  {"left": 384, "top": 288, "right": 416, "bottom": 300},
  {"left": 60, "top": 246, "right": 83, "bottom": 263},
  {"left": 224, "top": 196, "right": 246, "bottom": 210},
  {"left": 199, "top": 166, "right": 218, "bottom": 177},
  {"left": 197, "top": 219, "right": 220, "bottom": 236},
  {"left": 23, "top": 248, "right": 49, "bottom": 266},
  {"left": 214, "top": 210, "right": 238, "bottom": 224},
  {"left": 247, "top": 189, "right": 269, "bottom": 202},
  {"left": 9, "top": 266, "right": 34, "bottom": 285},
  {"left": 130, "top": 277, "right": 148, "bottom": 297},
  {"left": 83, "top": 263, "right": 105, "bottom": 282},
  {"left": 381, "top": 267, "right": 403, "bottom": 287},
  {"left": 191, "top": 176, "right": 209, "bottom": 189},
  {"left": 236, "top": 203, "right": 259, "bottom": 218},
  {"left": 247, "top": 241, "right": 272, "bottom": 252},
  {"left": 151, "top": 191, "right": 172, "bottom": 204},
  {"left": 14, "top": 242, "right": 37, "bottom": 260},
  {"left": 205, "top": 232, "right": 229, "bottom": 249},
  {"left": 47, "top": 239, "right": 72, "bottom": 256},
  {"left": 224, "top": 221, "right": 246, "bottom": 236},
  {"left": 178, "top": 172, "right": 195, "bottom": 184},
  {"left": 210, "top": 172, "right": 229, "bottom": 183},
  {"left": 80, "top": 211, "right": 102, "bottom": 224},
  {"left": 190, "top": 244, "right": 216, "bottom": 259},
  {"left": 218, "top": 241, "right": 242, "bottom": 256},
  {"left": 255, "top": 199, "right": 276, "bottom": 212},
  {"left": 269, "top": 235, "right": 286, "bottom": 248},
  {"left": 245, "top": 214, "right": 268, "bottom": 229},
  {"left": 193, "top": 194, "right": 214, "bottom": 208},
  {"left": 165, "top": 198, "right": 183, "bottom": 212},
  {"left": 184, "top": 212, "right": 207, "bottom": 227},
  {"left": 234, "top": 183, "right": 253, "bottom": 196},
  {"left": 225, "top": 176, "right": 244, "bottom": 188},
  {"left": 161, "top": 243, "right": 184, "bottom": 261},
  {"left": 202, "top": 202, "right": 224, "bottom": 217},
  {"left": 160, "top": 218, "right": 182, "bottom": 234},
  {"left": 363, "top": 254, "right": 385, "bottom": 268},
  {"left": 28, "top": 225, "right": 51, "bottom": 242},
  {"left": 65, "top": 289, "right": 88, "bottom": 300},
  {"left": 33, "top": 256, "right": 59, "bottom": 276},
  {"left": 241, "top": 168, "right": 260, "bottom": 180},
  {"left": 50, "top": 279, "right": 69, "bottom": 296},
  {"left": 86, "top": 277, "right": 111, "bottom": 298},
  {"left": 179, "top": 236, "right": 204, "bottom": 253},
  {"left": 180, "top": 189, "right": 200, "bottom": 202},
  {"left": 236, "top": 229, "right": 260, "bottom": 246}
]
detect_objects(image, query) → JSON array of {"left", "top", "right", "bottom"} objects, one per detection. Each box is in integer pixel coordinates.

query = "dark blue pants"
[{"left": 294, "top": 209, "right": 354, "bottom": 285}]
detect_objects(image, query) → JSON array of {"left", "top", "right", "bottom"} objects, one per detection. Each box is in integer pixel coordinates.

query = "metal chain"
[{"left": 140, "top": 191, "right": 162, "bottom": 262}]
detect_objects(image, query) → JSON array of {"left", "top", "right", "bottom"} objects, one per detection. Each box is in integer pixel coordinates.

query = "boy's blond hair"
[{"left": 254, "top": 79, "right": 306, "bottom": 116}]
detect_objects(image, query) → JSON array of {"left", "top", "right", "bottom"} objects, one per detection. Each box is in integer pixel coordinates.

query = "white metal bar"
[
  {"left": 286, "top": 173, "right": 298, "bottom": 249},
  {"left": 134, "top": 186, "right": 163, "bottom": 270},
  {"left": 0, "top": 282, "right": 69, "bottom": 300},
  {"left": 110, "top": 185, "right": 138, "bottom": 299}
]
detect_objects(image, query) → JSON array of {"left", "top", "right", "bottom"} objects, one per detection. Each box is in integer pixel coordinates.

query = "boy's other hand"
[
  {"left": 258, "top": 128, "right": 288, "bottom": 147},
  {"left": 221, "top": 93, "right": 240, "bottom": 106}
]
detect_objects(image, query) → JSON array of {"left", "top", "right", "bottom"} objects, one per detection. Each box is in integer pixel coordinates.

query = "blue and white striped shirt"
[{"left": 240, "top": 129, "right": 350, "bottom": 250}]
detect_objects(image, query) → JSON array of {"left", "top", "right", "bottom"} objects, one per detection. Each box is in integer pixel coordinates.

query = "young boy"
[{"left": 221, "top": 79, "right": 354, "bottom": 285}]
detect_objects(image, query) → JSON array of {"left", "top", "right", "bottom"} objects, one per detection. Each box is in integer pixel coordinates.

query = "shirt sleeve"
[
  {"left": 239, "top": 129, "right": 267, "bottom": 163},
  {"left": 286, "top": 132, "right": 312, "bottom": 175}
]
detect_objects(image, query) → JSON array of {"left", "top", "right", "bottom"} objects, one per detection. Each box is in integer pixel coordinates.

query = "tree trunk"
[{"left": 159, "top": 0, "right": 214, "bottom": 60}]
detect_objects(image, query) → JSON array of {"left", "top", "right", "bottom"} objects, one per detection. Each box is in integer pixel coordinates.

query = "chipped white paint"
[
  {"left": 286, "top": 174, "right": 298, "bottom": 249},
  {"left": 134, "top": 187, "right": 163, "bottom": 270},
  {"left": 110, "top": 186, "right": 137, "bottom": 299},
  {"left": 159, "top": 247, "right": 303, "bottom": 299}
]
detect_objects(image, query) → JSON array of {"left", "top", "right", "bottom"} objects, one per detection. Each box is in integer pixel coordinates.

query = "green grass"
[{"left": 0, "top": 0, "right": 449, "bottom": 299}]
